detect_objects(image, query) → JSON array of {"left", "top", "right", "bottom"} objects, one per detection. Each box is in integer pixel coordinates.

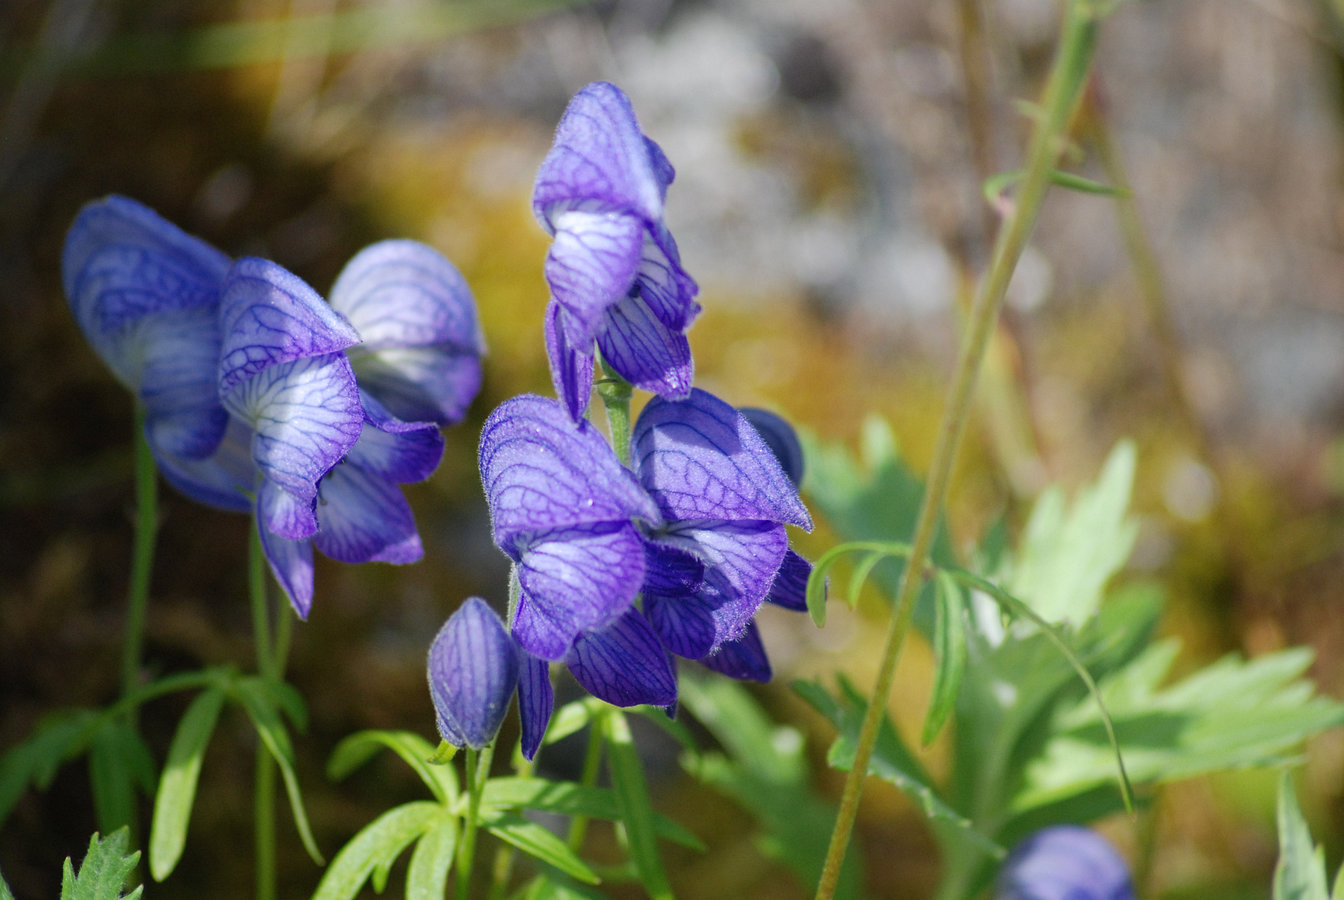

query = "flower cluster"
[
  {"left": 64, "top": 197, "right": 484, "bottom": 616},
  {"left": 429, "top": 82, "right": 814, "bottom": 758},
  {"left": 995, "top": 826, "right": 1135, "bottom": 900}
]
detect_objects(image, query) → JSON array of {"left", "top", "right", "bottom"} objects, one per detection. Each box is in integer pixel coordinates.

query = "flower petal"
[
  {"left": 313, "top": 462, "right": 423, "bottom": 564},
  {"left": 511, "top": 521, "right": 647, "bottom": 661},
  {"left": 218, "top": 256, "right": 360, "bottom": 397},
  {"left": 257, "top": 517, "right": 315, "bottom": 618},
  {"left": 544, "top": 302, "right": 596, "bottom": 422},
  {"left": 533, "top": 82, "right": 664, "bottom": 230},
  {"left": 764, "top": 550, "right": 812, "bottom": 612},
  {"left": 996, "top": 826, "right": 1134, "bottom": 900},
  {"left": 740, "top": 407, "right": 805, "bottom": 489},
  {"left": 543, "top": 209, "right": 644, "bottom": 344},
  {"left": 593, "top": 290, "right": 693, "bottom": 401},
  {"left": 662, "top": 520, "right": 789, "bottom": 616},
  {"left": 222, "top": 352, "right": 364, "bottom": 506},
  {"left": 428, "top": 598, "right": 520, "bottom": 750},
  {"left": 517, "top": 651, "right": 554, "bottom": 761},
  {"left": 258, "top": 475, "right": 317, "bottom": 540},
  {"left": 152, "top": 415, "right": 256, "bottom": 512},
  {"left": 345, "top": 391, "right": 444, "bottom": 484},
  {"left": 479, "top": 394, "right": 658, "bottom": 556},
  {"left": 633, "top": 388, "right": 812, "bottom": 528},
  {"left": 329, "top": 240, "right": 484, "bottom": 424},
  {"left": 642, "top": 541, "right": 704, "bottom": 596},
  {"left": 698, "top": 621, "right": 772, "bottom": 683},
  {"left": 564, "top": 608, "right": 677, "bottom": 709},
  {"left": 635, "top": 224, "right": 700, "bottom": 333},
  {"left": 644, "top": 578, "right": 764, "bottom": 660}
]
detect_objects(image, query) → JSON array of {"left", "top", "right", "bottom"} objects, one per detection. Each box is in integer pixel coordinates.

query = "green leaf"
[
  {"left": 480, "top": 778, "right": 701, "bottom": 849},
  {"left": 149, "top": 686, "right": 226, "bottom": 881},
  {"left": 88, "top": 719, "right": 156, "bottom": 837},
  {"left": 60, "top": 828, "right": 142, "bottom": 900},
  {"left": 604, "top": 710, "right": 672, "bottom": 898},
  {"left": 982, "top": 168, "right": 1127, "bottom": 203},
  {"left": 232, "top": 676, "right": 324, "bottom": 864},
  {"left": 311, "top": 801, "right": 444, "bottom": 900},
  {"left": 1274, "top": 771, "right": 1331, "bottom": 900},
  {"left": 327, "top": 730, "right": 457, "bottom": 806},
  {"left": 1014, "top": 645, "right": 1344, "bottom": 817},
  {"left": 1006, "top": 440, "right": 1137, "bottom": 625},
  {"left": 681, "top": 677, "right": 864, "bottom": 900},
  {"left": 0, "top": 709, "right": 99, "bottom": 826},
  {"left": 544, "top": 698, "right": 600, "bottom": 746},
  {"left": 793, "top": 678, "right": 1001, "bottom": 860},
  {"left": 922, "top": 571, "right": 968, "bottom": 746},
  {"left": 481, "top": 812, "right": 599, "bottom": 885},
  {"left": 404, "top": 816, "right": 457, "bottom": 900},
  {"left": 514, "top": 873, "right": 609, "bottom": 900}
]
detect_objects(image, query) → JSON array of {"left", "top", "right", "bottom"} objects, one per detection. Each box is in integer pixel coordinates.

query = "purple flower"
[
  {"left": 632, "top": 389, "right": 813, "bottom": 674},
  {"left": 328, "top": 239, "right": 485, "bottom": 425},
  {"left": 996, "top": 826, "right": 1135, "bottom": 900},
  {"left": 479, "top": 394, "right": 661, "bottom": 660},
  {"left": 533, "top": 82, "right": 700, "bottom": 421},
  {"left": 428, "top": 598, "right": 520, "bottom": 750},
  {"left": 62, "top": 195, "right": 233, "bottom": 468}
]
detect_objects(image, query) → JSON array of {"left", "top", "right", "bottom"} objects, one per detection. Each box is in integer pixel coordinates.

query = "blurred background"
[{"left": 3, "top": 0, "right": 1344, "bottom": 896}]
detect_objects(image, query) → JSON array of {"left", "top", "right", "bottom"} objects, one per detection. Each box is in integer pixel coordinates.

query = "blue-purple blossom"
[
  {"left": 533, "top": 82, "right": 700, "bottom": 421},
  {"left": 62, "top": 195, "right": 232, "bottom": 467},
  {"left": 328, "top": 239, "right": 485, "bottom": 425},
  {"left": 632, "top": 389, "right": 813, "bottom": 675},
  {"left": 428, "top": 598, "right": 520, "bottom": 750},
  {"left": 479, "top": 393, "right": 661, "bottom": 660},
  {"left": 996, "top": 826, "right": 1135, "bottom": 900}
]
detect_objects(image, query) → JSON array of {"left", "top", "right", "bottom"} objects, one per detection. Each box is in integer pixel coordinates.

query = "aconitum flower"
[
  {"left": 478, "top": 394, "right": 662, "bottom": 660},
  {"left": 533, "top": 81, "right": 700, "bottom": 421},
  {"left": 632, "top": 389, "right": 813, "bottom": 677},
  {"left": 328, "top": 239, "right": 485, "bottom": 425},
  {"left": 428, "top": 598, "right": 519, "bottom": 750},
  {"left": 996, "top": 826, "right": 1135, "bottom": 900},
  {"left": 62, "top": 195, "right": 232, "bottom": 467}
]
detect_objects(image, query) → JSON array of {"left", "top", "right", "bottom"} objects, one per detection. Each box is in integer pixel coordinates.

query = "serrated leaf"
[
  {"left": 311, "top": 801, "right": 444, "bottom": 900},
  {"left": 480, "top": 777, "right": 701, "bottom": 849},
  {"left": 149, "top": 686, "right": 226, "bottom": 881},
  {"left": 1275, "top": 770, "right": 1331, "bottom": 900},
  {"left": 1015, "top": 645, "right": 1344, "bottom": 817},
  {"left": 793, "top": 678, "right": 1002, "bottom": 860},
  {"left": 922, "top": 571, "right": 968, "bottom": 746},
  {"left": 481, "top": 812, "right": 599, "bottom": 885},
  {"left": 605, "top": 711, "right": 671, "bottom": 898},
  {"left": 232, "top": 676, "right": 324, "bottom": 865},
  {"left": 327, "top": 730, "right": 457, "bottom": 806},
  {"left": 1006, "top": 441, "right": 1137, "bottom": 625},
  {"left": 60, "top": 828, "right": 142, "bottom": 900},
  {"left": 404, "top": 816, "right": 456, "bottom": 900}
]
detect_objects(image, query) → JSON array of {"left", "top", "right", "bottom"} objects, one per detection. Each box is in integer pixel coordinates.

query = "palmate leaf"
[
  {"left": 0, "top": 709, "right": 99, "bottom": 827},
  {"left": 1004, "top": 440, "right": 1137, "bottom": 625},
  {"left": 1012, "top": 642, "right": 1344, "bottom": 818},
  {"left": 480, "top": 778, "right": 701, "bottom": 849},
  {"left": 605, "top": 710, "right": 672, "bottom": 899},
  {"left": 60, "top": 828, "right": 142, "bottom": 900},
  {"left": 88, "top": 719, "right": 157, "bottom": 839},
  {"left": 149, "top": 686, "right": 227, "bottom": 881},
  {"left": 793, "top": 677, "right": 1002, "bottom": 860},
  {"left": 680, "top": 677, "right": 864, "bottom": 900},
  {"left": 311, "top": 801, "right": 446, "bottom": 900},
  {"left": 481, "top": 812, "right": 599, "bottom": 885},
  {"left": 1274, "top": 771, "right": 1332, "bottom": 900},
  {"left": 327, "top": 730, "right": 457, "bottom": 806}
]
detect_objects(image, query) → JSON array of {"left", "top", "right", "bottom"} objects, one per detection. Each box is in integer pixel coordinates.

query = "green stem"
[
  {"left": 249, "top": 524, "right": 274, "bottom": 678},
  {"left": 247, "top": 520, "right": 288, "bottom": 900},
  {"left": 456, "top": 744, "right": 494, "bottom": 900},
  {"left": 487, "top": 752, "right": 534, "bottom": 900},
  {"left": 596, "top": 356, "right": 633, "bottom": 467},
  {"left": 813, "top": 6, "right": 1099, "bottom": 899},
  {"left": 566, "top": 712, "right": 607, "bottom": 852},
  {"left": 254, "top": 742, "right": 277, "bottom": 900},
  {"left": 121, "top": 411, "right": 159, "bottom": 720}
]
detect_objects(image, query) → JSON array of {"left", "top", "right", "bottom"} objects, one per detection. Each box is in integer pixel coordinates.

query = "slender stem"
[
  {"left": 566, "top": 713, "right": 607, "bottom": 851},
  {"left": 596, "top": 356, "right": 634, "bottom": 467},
  {"left": 249, "top": 524, "right": 274, "bottom": 678},
  {"left": 456, "top": 744, "right": 494, "bottom": 900},
  {"left": 813, "top": 6, "right": 1099, "bottom": 899},
  {"left": 487, "top": 752, "right": 534, "bottom": 900},
  {"left": 248, "top": 521, "right": 280, "bottom": 900},
  {"left": 121, "top": 411, "right": 159, "bottom": 719}
]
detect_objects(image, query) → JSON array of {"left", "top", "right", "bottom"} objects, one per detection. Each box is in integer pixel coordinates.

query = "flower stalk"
[
  {"left": 121, "top": 412, "right": 159, "bottom": 722},
  {"left": 813, "top": 4, "right": 1100, "bottom": 897}
]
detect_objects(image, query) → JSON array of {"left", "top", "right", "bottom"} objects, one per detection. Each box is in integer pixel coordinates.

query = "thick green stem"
[
  {"left": 596, "top": 356, "right": 633, "bottom": 467},
  {"left": 456, "top": 744, "right": 494, "bottom": 900},
  {"left": 121, "top": 412, "right": 159, "bottom": 720},
  {"left": 813, "top": 6, "right": 1098, "bottom": 899}
]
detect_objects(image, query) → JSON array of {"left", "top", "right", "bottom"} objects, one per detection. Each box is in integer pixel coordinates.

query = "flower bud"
[
  {"left": 427, "top": 598, "right": 519, "bottom": 749},
  {"left": 996, "top": 826, "right": 1134, "bottom": 900}
]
